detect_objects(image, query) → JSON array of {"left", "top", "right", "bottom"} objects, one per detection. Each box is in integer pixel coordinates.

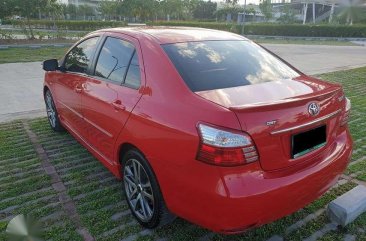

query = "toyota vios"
[{"left": 42, "top": 27, "right": 352, "bottom": 233}]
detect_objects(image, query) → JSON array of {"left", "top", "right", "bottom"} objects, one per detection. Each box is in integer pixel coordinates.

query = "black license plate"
[{"left": 291, "top": 125, "right": 326, "bottom": 159}]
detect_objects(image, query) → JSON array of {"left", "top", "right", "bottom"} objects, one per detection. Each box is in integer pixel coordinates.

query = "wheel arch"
[
  {"left": 43, "top": 85, "right": 50, "bottom": 97},
  {"left": 118, "top": 142, "right": 139, "bottom": 164}
]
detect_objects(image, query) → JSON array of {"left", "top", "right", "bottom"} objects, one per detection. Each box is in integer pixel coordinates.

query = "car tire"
[
  {"left": 122, "top": 149, "right": 175, "bottom": 229},
  {"left": 44, "top": 90, "right": 64, "bottom": 132}
]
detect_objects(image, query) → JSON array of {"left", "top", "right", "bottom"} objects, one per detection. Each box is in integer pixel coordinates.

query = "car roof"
[{"left": 94, "top": 26, "right": 247, "bottom": 44}]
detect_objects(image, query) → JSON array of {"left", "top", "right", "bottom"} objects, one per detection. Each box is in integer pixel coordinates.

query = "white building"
[{"left": 66, "top": 0, "right": 103, "bottom": 9}]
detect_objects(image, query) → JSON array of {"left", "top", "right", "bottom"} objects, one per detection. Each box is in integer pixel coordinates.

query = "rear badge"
[
  {"left": 266, "top": 120, "right": 277, "bottom": 126},
  {"left": 308, "top": 102, "right": 320, "bottom": 116}
]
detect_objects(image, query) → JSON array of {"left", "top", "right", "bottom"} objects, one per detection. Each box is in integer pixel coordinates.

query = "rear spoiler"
[{"left": 229, "top": 86, "right": 341, "bottom": 112}]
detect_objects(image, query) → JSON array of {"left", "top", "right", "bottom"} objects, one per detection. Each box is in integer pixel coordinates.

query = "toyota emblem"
[{"left": 308, "top": 102, "right": 320, "bottom": 116}]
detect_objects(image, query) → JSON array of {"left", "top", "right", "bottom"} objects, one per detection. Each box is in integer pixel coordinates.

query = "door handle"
[
  {"left": 75, "top": 84, "right": 83, "bottom": 93},
  {"left": 111, "top": 100, "right": 126, "bottom": 111}
]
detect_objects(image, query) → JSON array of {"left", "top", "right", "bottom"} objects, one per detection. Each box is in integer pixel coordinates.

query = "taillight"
[
  {"left": 340, "top": 97, "right": 351, "bottom": 126},
  {"left": 196, "top": 123, "right": 259, "bottom": 166}
]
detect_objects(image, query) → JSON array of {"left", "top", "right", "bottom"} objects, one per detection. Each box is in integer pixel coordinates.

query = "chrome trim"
[
  {"left": 83, "top": 117, "right": 113, "bottom": 138},
  {"left": 62, "top": 120, "right": 114, "bottom": 166},
  {"left": 59, "top": 100, "right": 113, "bottom": 138},
  {"left": 270, "top": 109, "right": 342, "bottom": 135},
  {"left": 58, "top": 101, "right": 83, "bottom": 118}
]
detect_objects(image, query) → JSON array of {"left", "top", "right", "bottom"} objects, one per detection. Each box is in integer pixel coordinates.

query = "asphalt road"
[
  {"left": 1, "top": 44, "right": 366, "bottom": 122},
  {"left": 265, "top": 44, "right": 366, "bottom": 75}
]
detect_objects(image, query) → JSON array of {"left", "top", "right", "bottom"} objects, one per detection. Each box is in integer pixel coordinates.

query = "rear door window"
[
  {"left": 94, "top": 37, "right": 135, "bottom": 84},
  {"left": 162, "top": 40, "right": 300, "bottom": 92},
  {"left": 124, "top": 51, "right": 141, "bottom": 89}
]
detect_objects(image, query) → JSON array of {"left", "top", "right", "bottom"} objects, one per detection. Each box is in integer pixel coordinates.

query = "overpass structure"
[{"left": 272, "top": 0, "right": 342, "bottom": 23}]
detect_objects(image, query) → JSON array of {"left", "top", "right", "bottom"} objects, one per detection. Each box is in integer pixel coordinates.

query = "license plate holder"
[{"left": 291, "top": 125, "right": 326, "bottom": 159}]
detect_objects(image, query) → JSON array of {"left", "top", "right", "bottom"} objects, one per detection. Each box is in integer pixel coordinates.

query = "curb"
[
  {"left": 244, "top": 35, "right": 366, "bottom": 42},
  {"left": 0, "top": 43, "right": 73, "bottom": 49}
]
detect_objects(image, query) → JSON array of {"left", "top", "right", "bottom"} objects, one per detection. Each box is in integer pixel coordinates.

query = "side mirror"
[{"left": 43, "top": 59, "right": 59, "bottom": 71}]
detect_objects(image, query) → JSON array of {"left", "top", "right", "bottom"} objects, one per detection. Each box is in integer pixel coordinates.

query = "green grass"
[
  {"left": 0, "top": 47, "right": 69, "bottom": 64},
  {"left": 251, "top": 38, "right": 358, "bottom": 46},
  {"left": 0, "top": 121, "right": 82, "bottom": 241},
  {"left": 319, "top": 67, "right": 366, "bottom": 177},
  {"left": 0, "top": 67, "right": 366, "bottom": 240}
]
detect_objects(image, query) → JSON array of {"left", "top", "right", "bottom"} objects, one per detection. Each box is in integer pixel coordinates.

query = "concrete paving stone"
[
  {"left": 58, "top": 191, "right": 71, "bottom": 203},
  {"left": 111, "top": 209, "right": 131, "bottom": 221},
  {"left": 344, "top": 234, "right": 356, "bottom": 241},
  {"left": 44, "top": 165, "right": 56, "bottom": 175},
  {"left": 286, "top": 209, "right": 325, "bottom": 235},
  {"left": 120, "top": 229, "right": 153, "bottom": 241},
  {"left": 96, "top": 221, "right": 136, "bottom": 238},
  {"left": 328, "top": 185, "right": 366, "bottom": 226},
  {"left": 49, "top": 172, "right": 62, "bottom": 183},
  {"left": 52, "top": 182, "right": 66, "bottom": 192},
  {"left": 77, "top": 227, "right": 95, "bottom": 241},
  {"left": 303, "top": 223, "right": 337, "bottom": 241},
  {"left": 338, "top": 179, "right": 349, "bottom": 186},
  {"left": 39, "top": 210, "right": 64, "bottom": 222},
  {"left": 198, "top": 232, "right": 215, "bottom": 241},
  {"left": 266, "top": 235, "right": 284, "bottom": 241}
]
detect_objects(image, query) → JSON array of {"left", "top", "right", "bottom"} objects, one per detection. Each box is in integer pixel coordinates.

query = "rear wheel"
[
  {"left": 44, "top": 90, "right": 64, "bottom": 132},
  {"left": 122, "top": 149, "right": 175, "bottom": 228}
]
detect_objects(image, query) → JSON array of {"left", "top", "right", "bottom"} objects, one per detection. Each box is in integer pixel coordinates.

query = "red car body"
[{"left": 43, "top": 27, "right": 352, "bottom": 233}]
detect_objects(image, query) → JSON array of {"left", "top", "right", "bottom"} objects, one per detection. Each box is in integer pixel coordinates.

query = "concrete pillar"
[
  {"left": 303, "top": 3, "right": 308, "bottom": 24},
  {"left": 329, "top": 3, "right": 335, "bottom": 23},
  {"left": 312, "top": 2, "right": 316, "bottom": 23}
]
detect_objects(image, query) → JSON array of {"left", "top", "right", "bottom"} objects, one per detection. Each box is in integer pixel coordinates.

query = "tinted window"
[
  {"left": 64, "top": 37, "right": 99, "bottom": 74},
  {"left": 163, "top": 40, "right": 300, "bottom": 92},
  {"left": 124, "top": 51, "right": 141, "bottom": 89},
  {"left": 95, "top": 37, "right": 135, "bottom": 84}
]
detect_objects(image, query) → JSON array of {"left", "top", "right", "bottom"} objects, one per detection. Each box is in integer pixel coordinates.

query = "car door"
[
  {"left": 81, "top": 34, "right": 144, "bottom": 163},
  {"left": 53, "top": 36, "right": 100, "bottom": 136}
]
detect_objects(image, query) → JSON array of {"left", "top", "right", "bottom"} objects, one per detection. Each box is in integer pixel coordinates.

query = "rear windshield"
[{"left": 162, "top": 40, "right": 300, "bottom": 92}]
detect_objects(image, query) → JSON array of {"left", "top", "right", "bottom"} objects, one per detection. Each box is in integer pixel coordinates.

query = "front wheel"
[
  {"left": 122, "top": 149, "right": 175, "bottom": 228},
  {"left": 44, "top": 90, "right": 64, "bottom": 132}
]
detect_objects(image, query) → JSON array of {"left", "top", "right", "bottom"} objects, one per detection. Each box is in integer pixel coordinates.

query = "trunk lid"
[{"left": 196, "top": 76, "right": 344, "bottom": 171}]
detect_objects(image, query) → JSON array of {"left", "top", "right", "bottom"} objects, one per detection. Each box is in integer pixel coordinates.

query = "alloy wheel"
[
  {"left": 45, "top": 92, "right": 56, "bottom": 128},
  {"left": 124, "top": 158, "right": 155, "bottom": 222}
]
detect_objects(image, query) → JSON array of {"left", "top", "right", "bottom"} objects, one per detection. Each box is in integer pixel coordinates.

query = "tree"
[
  {"left": 64, "top": 3, "right": 78, "bottom": 20},
  {"left": 216, "top": 5, "right": 244, "bottom": 21},
  {"left": 160, "top": 0, "right": 185, "bottom": 21},
  {"left": 225, "top": 0, "right": 239, "bottom": 5},
  {"left": 193, "top": 0, "right": 217, "bottom": 20},
  {"left": 12, "top": 0, "right": 49, "bottom": 39},
  {"left": 45, "top": 0, "right": 64, "bottom": 21},
  {"left": 0, "top": 0, "right": 15, "bottom": 20},
  {"left": 277, "top": 4, "right": 296, "bottom": 23},
  {"left": 259, "top": 0, "right": 272, "bottom": 21},
  {"left": 99, "top": 0, "right": 118, "bottom": 20},
  {"left": 78, "top": 4, "right": 94, "bottom": 20}
]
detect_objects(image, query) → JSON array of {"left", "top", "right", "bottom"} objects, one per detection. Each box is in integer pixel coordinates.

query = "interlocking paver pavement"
[{"left": 0, "top": 67, "right": 366, "bottom": 240}]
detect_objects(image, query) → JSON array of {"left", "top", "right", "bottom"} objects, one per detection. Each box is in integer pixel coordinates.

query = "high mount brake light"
[{"left": 196, "top": 124, "right": 259, "bottom": 166}]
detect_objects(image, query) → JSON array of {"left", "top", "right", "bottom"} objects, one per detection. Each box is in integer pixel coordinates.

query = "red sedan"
[{"left": 42, "top": 27, "right": 352, "bottom": 233}]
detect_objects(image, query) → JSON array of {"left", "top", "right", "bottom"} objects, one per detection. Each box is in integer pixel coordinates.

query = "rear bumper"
[{"left": 160, "top": 128, "right": 352, "bottom": 233}]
